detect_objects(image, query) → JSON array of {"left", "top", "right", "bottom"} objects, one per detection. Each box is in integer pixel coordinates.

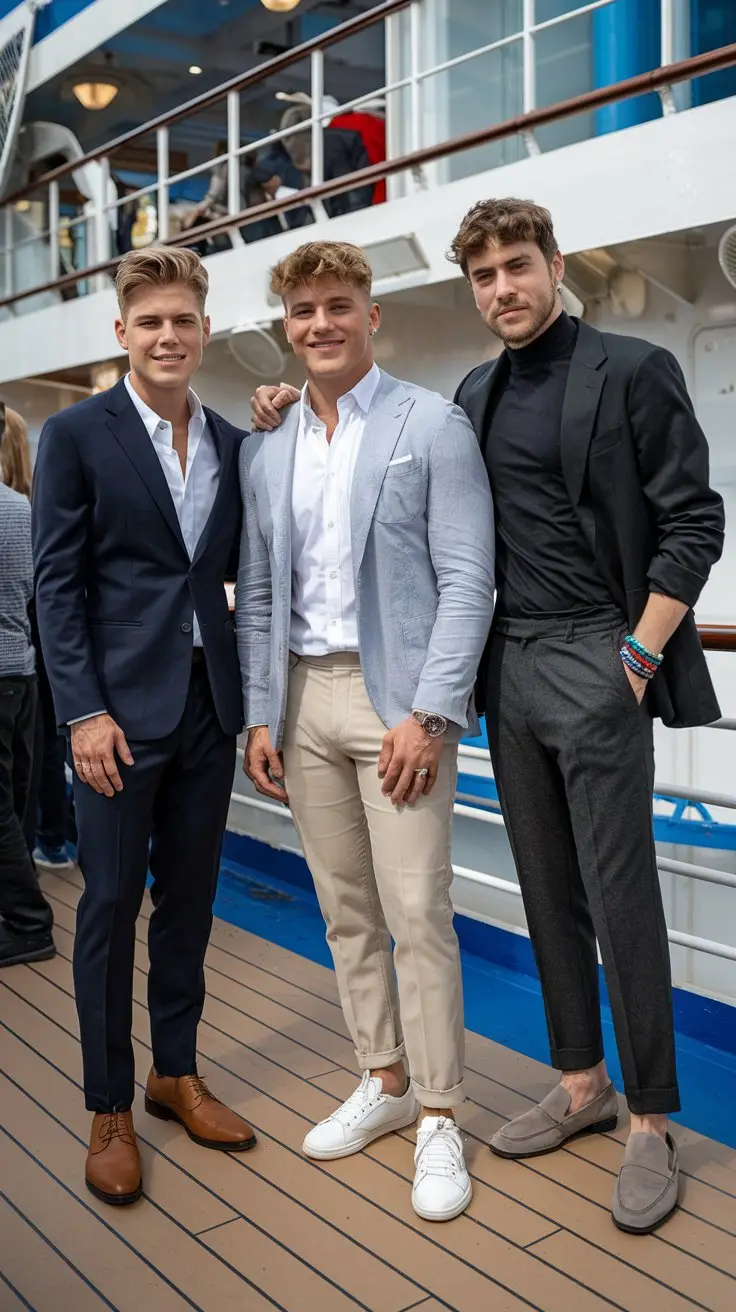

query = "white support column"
[
  {"left": 385, "top": 9, "right": 403, "bottom": 202},
  {"left": 408, "top": 0, "right": 429, "bottom": 190},
  {"left": 522, "top": 0, "right": 539, "bottom": 155},
  {"left": 94, "top": 154, "right": 111, "bottom": 293},
  {"left": 48, "top": 178, "right": 60, "bottom": 281},
  {"left": 156, "top": 126, "right": 170, "bottom": 242},
  {"left": 310, "top": 48, "right": 324, "bottom": 187},
  {"left": 4, "top": 206, "right": 13, "bottom": 300},
  {"left": 409, "top": 0, "right": 422, "bottom": 153},
  {"left": 661, "top": 0, "right": 692, "bottom": 112},
  {"left": 227, "top": 90, "right": 241, "bottom": 215}
]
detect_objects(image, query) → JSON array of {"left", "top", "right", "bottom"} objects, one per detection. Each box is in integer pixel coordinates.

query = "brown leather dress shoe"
[
  {"left": 144, "top": 1070, "right": 257, "bottom": 1151},
  {"left": 85, "top": 1111, "right": 142, "bottom": 1206}
]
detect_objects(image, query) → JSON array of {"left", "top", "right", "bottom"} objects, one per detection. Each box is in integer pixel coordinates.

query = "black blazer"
[
  {"left": 456, "top": 320, "right": 725, "bottom": 729},
  {"left": 32, "top": 378, "right": 246, "bottom": 740}
]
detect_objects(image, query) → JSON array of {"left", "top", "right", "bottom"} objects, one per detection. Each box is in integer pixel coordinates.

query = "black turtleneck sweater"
[{"left": 485, "top": 312, "right": 611, "bottom": 619}]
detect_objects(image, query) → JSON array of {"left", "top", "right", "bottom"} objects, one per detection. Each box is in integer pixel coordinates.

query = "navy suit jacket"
[{"left": 32, "top": 378, "right": 246, "bottom": 740}]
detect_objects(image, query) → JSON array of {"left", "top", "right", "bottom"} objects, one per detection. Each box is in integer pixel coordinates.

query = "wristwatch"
[{"left": 412, "top": 709, "right": 448, "bottom": 738}]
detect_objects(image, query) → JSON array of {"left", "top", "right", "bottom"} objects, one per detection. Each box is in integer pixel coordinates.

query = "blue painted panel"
[
  {"left": 592, "top": 0, "right": 661, "bottom": 134},
  {"left": 0, "top": 0, "right": 99, "bottom": 40},
  {"left": 691, "top": 0, "right": 736, "bottom": 105}
]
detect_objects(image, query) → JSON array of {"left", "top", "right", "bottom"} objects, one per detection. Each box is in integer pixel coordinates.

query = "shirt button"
[
  {"left": 329, "top": 571, "right": 337, "bottom": 579},
  {"left": 181, "top": 622, "right": 192, "bottom": 634},
  {"left": 327, "top": 521, "right": 334, "bottom": 529}
]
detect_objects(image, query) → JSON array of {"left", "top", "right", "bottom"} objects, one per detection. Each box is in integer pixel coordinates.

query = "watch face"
[{"left": 418, "top": 713, "right": 447, "bottom": 737}]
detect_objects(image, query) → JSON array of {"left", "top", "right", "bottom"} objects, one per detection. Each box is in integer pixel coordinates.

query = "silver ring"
[{"left": 414, "top": 768, "right": 429, "bottom": 777}]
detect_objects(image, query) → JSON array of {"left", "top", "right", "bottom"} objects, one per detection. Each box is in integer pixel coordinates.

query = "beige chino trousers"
[{"left": 282, "top": 653, "right": 465, "bottom": 1107}]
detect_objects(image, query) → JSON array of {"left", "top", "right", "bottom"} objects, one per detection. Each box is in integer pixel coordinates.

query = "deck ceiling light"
[
  {"left": 260, "top": 0, "right": 302, "bottom": 12},
  {"left": 72, "top": 80, "right": 120, "bottom": 111}
]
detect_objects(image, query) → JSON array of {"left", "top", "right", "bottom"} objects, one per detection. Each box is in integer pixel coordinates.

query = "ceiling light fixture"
[
  {"left": 72, "top": 80, "right": 120, "bottom": 111},
  {"left": 189, "top": 64, "right": 202, "bottom": 75},
  {"left": 259, "top": 0, "right": 302, "bottom": 12}
]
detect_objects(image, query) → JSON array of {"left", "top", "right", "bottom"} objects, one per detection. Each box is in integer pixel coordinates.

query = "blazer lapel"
[
  {"left": 104, "top": 379, "right": 188, "bottom": 556},
  {"left": 191, "top": 410, "right": 233, "bottom": 565},
  {"left": 351, "top": 373, "right": 413, "bottom": 575},
  {"left": 459, "top": 356, "right": 507, "bottom": 455},
  {"left": 560, "top": 320, "right": 608, "bottom": 506}
]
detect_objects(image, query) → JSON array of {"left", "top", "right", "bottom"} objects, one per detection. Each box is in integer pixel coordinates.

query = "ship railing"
[
  {"left": 228, "top": 623, "right": 736, "bottom": 968},
  {"left": 0, "top": 0, "right": 735, "bottom": 313}
]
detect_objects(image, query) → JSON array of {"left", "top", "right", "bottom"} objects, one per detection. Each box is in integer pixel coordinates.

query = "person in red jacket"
[
  {"left": 330, "top": 97, "right": 386, "bottom": 204},
  {"left": 277, "top": 91, "right": 387, "bottom": 205}
]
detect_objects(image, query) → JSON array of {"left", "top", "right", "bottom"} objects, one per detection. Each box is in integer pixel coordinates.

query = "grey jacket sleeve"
[
  {"left": 412, "top": 404, "right": 495, "bottom": 727},
  {"left": 234, "top": 439, "right": 273, "bottom": 729}
]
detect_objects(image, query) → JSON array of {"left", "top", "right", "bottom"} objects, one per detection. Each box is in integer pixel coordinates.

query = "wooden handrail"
[
  {"left": 0, "top": 0, "right": 411, "bottom": 208},
  {"left": 1, "top": 37, "right": 735, "bottom": 312},
  {"left": 698, "top": 626, "right": 736, "bottom": 653}
]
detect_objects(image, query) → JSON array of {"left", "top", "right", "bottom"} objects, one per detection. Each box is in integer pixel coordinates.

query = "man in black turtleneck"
[
  {"left": 452, "top": 198, "right": 724, "bottom": 1236},
  {"left": 485, "top": 310, "right": 612, "bottom": 619}
]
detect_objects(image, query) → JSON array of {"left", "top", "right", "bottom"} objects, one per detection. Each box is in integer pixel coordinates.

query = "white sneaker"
[
  {"left": 303, "top": 1072, "right": 419, "bottom": 1160},
  {"left": 412, "top": 1116, "right": 472, "bottom": 1221}
]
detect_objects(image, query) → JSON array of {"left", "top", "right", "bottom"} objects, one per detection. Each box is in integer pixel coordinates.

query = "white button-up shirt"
[
  {"left": 124, "top": 374, "right": 220, "bottom": 647},
  {"left": 290, "top": 363, "right": 381, "bottom": 655}
]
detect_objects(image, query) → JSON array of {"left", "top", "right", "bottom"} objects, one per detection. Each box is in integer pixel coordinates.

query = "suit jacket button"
[{"left": 181, "top": 622, "right": 192, "bottom": 634}]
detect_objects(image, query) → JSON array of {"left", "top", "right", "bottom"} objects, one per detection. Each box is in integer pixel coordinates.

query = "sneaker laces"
[
  {"left": 415, "top": 1117, "right": 464, "bottom": 1181},
  {"left": 329, "top": 1072, "right": 383, "bottom": 1129}
]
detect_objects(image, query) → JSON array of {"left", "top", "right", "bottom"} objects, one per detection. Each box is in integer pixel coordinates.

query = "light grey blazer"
[{"left": 235, "top": 369, "right": 495, "bottom": 749}]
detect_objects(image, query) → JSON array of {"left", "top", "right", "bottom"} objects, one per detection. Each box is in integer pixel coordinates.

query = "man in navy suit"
[{"left": 33, "top": 247, "right": 256, "bottom": 1206}]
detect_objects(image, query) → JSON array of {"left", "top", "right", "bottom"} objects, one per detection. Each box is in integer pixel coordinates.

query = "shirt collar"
[
  {"left": 124, "top": 373, "right": 205, "bottom": 439},
  {"left": 301, "top": 362, "right": 381, "bottom": 427}
]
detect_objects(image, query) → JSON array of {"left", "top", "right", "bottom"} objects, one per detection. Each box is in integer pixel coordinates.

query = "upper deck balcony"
[{"left": 0, "top": 0, "right": 735, "bottom": 384}]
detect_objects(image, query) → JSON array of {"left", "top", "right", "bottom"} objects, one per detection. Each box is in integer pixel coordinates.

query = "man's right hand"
[
  {"left": 250, "top": 383, "right": 300, "bottom": 432},
  {"left": 244, "top": 725, "right": 288, "bottom": 803},
  {"left": 71, "top": 714, "right": 134, "bottom": 797}
]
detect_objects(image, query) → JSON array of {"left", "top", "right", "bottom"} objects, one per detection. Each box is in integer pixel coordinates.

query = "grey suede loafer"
[
  {"left": 490, "top": 1082, "right": 619, "bottom": 1159},
  {"left": 612, "top": 1131, "right": 679, "bottom": 1234}
]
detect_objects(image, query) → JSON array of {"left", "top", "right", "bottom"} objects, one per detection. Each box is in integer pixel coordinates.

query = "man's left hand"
[
  {"left": 623, "top": 664, "right": 648, "bottom": 704},
  {"left": 378, "top": 717, "right": 444, "bottom": 806}
]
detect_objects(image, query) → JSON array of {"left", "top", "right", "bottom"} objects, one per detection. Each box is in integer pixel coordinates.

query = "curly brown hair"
[
  {"left": 271, "top": 241, "right": 373, "bottom": 298},
  {"left": 448, "top": 198, "right": 558, "bottom": 276}
]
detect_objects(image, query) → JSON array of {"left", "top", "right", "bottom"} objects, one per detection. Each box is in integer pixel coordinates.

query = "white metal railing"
[
  {"left": 230, "top": 713, "right": 736, "bottom": 967},
  {"left": 0, "top": 0, "right": 698, "bottom": 303}
]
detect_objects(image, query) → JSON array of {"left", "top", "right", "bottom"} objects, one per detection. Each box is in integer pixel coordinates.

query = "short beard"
[{"left": 491, "top": 279, "right": 559, "bottom": 349}]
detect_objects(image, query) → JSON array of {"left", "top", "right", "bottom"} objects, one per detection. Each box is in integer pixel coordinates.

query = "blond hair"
[
  {"left": 115, "top": 246, "right": 209, "bottom": 320},
  {"left": 448, "top": 198, "right": 558, "bottom": 276},
  {"left": 0, "top": 406, "right": 32, "bottom": 498},
  {"left": 271, "top": 241, "right": 373, "bottom": 299}
]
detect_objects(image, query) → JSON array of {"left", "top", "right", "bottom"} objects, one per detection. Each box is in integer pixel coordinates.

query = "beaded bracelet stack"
[{"left": 620, "top": 634, "right": 663, "bottom": 680}]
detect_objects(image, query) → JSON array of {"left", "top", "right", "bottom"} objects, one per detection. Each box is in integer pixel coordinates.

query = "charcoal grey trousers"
[{"left": 485, "top": 607, "right": 679, "bottom": 1115}]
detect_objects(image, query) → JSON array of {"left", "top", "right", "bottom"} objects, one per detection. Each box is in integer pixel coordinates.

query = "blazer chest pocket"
[{"left": 374, "top": 457, "right": 425, "bottom": 525}]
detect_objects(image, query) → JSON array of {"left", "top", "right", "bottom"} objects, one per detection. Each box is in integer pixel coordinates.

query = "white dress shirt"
[
  {"left": 124, "top": 374, "right": 220, "bottom": 647},
  {"left": 290, "top": 363, "right": 381, "bottom": 655}
]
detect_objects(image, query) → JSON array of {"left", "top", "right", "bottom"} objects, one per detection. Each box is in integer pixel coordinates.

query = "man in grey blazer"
[{"left": 236, "top": 240, "right": 494, "bottom": 1222}]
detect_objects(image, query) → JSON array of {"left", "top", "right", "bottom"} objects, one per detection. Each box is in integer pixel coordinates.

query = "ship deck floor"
[{"left": 1, "top": 866, "right": 735, "bottom": 1312}]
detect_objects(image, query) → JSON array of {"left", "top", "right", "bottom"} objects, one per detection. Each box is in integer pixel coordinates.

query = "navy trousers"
[{"left": 73, "top": 658, "right": 236, "bottom": 1112}]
